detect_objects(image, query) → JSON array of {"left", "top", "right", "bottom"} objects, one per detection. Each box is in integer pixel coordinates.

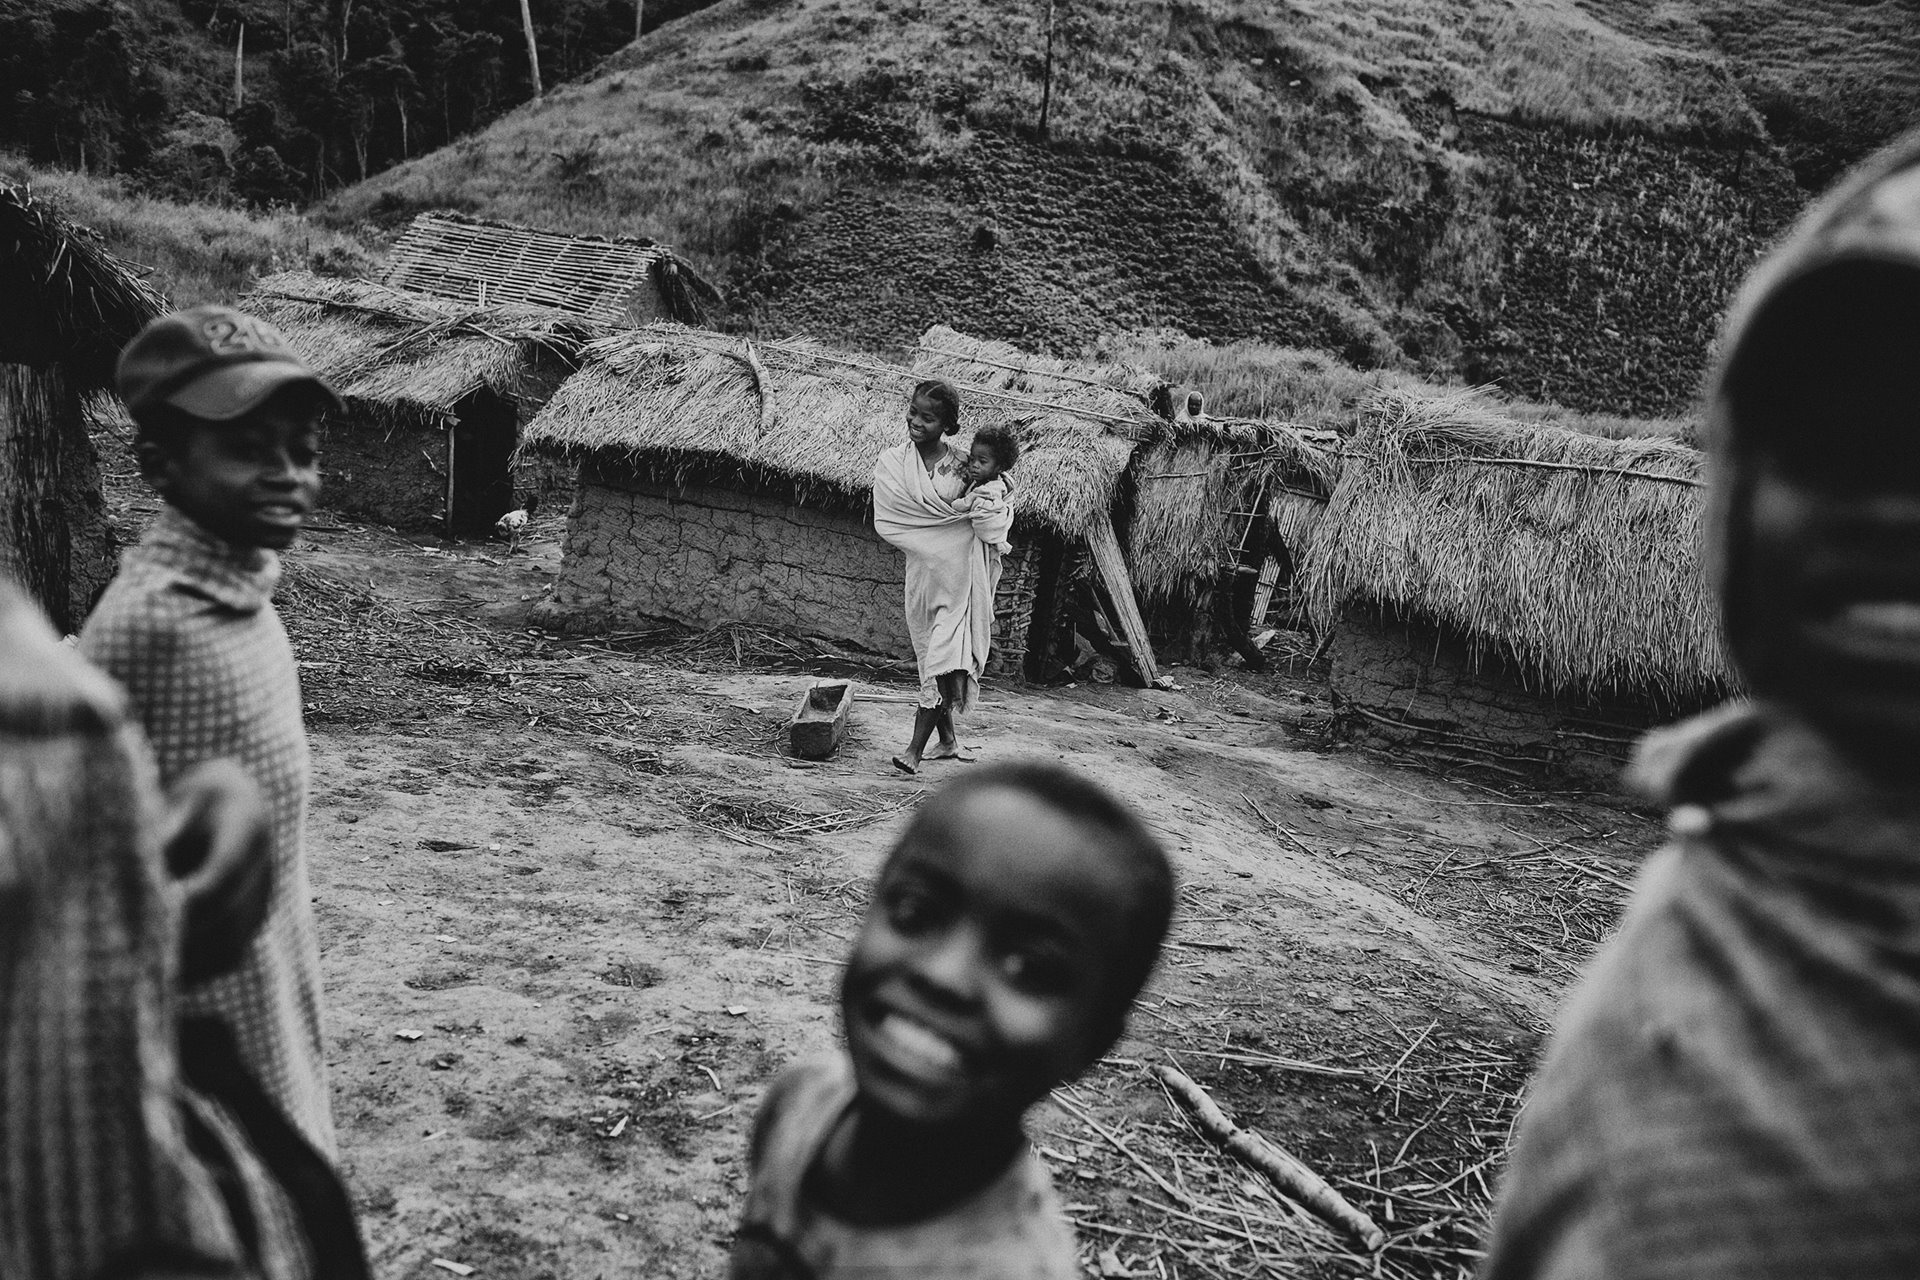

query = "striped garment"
[
  {"left": 80, "top": 505, "right": 334, "bottom": 1156},
  {"left": 0, "top": 610, "right": 313, "bottom": 1280}
]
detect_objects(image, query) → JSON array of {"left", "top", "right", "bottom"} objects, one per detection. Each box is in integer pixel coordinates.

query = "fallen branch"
[{"left": 1154, "top": 1063, "right": 1387, "bottom": 1251}]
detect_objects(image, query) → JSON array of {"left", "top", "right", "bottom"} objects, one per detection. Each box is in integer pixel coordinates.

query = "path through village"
[{"left": 257, "top": 509, "right": 1663, "bottom": 1280}]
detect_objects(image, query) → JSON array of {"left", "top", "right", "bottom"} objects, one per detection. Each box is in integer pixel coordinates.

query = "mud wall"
[
  {"left": 534, "top": 466, "right": 916, "bottom": 656},
  {"left": 1330, "top": 602, "right": 1691, "bottom": 784},
  {"left": 322, "top": 414, "right": 448, "bottom": 532}
]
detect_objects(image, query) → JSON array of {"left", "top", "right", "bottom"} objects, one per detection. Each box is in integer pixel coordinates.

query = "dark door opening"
[{"left": 447, "top": 393, "right": 517, "bottom": 534}]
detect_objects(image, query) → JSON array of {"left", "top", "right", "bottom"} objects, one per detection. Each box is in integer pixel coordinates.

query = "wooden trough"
[{"left": 789, "top": 679, "right": 854, "bottom": 760}]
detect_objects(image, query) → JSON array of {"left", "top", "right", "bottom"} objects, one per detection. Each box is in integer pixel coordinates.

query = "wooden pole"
[
  {"left": 1155, "top": 1064, "right": 1387, "bottom": 1251},
  {"left": 518, "top": 0, "right": 543, "bottom": 98},
  {"left": 1038, "top": 0, "right": 1056, "bottom": 140},
  {"left": 233, "top": 22, "right": 245, "bottom": 110},
  {"left": 635, "top": 0, "right": 645, "bottom": 39}
]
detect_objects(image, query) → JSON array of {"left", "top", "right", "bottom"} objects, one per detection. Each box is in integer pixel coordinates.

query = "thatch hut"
[
  {"left": 0, "top": 183, "right": 163, "bottom": 631},
  {"left": 382, "top": 211, "right": 721, "bottom": 327},
  {"left": 243, "top": 271, "right": 606, "bottom": 533},
  {"left": 523, "top": 325, "right": 1161, "bottom": 677},
  {"left": 1305, "top": 389, "right": 1728, "bottom": 775}
]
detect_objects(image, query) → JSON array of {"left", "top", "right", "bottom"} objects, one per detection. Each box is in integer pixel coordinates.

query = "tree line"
[{"left": 0, "top": 0, "right": 702, "bottom": 207}]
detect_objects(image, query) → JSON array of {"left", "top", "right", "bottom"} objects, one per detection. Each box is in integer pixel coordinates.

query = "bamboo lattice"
[{"left": 382, "top": 212, "right": 671, "bottom": 324}]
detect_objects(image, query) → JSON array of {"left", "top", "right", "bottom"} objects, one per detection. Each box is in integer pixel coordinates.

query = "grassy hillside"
[{"left": 319, "top": 0, "right": 1920, "bottom": 417}]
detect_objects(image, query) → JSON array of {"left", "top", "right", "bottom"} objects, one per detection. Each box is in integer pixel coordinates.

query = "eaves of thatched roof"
[
  {"left": 381, "top": 211, "right": 720, "bottom": 325},
  {"left": 1305, "top": 389, "right": 1727, "bottom": 703},
  {"left": 243, "top": 271, "right": 607, "bottom": 424},
  {"left": 0, "top": 183, "right": 165, "bottom": 387},
  {"left": 522, "top": 325, "right": 1152, "bottom": 540}
]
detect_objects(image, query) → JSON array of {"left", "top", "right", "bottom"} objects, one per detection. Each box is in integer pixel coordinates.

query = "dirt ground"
[{"left": 105, "top": 482, "right": 1662, "bottom": 1280}]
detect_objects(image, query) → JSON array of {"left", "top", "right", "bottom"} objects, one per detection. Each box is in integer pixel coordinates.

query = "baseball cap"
[{"left": 117, "top": 305, "right": 343, "bottom": 422}]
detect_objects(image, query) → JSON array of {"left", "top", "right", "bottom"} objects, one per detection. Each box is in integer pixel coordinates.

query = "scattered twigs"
[
  {"left": 1051, "top": 1091, "right": 1195, "bottom": 1208},
  {"left": 1154, "top": 1064, "right": 1388, "bottom": 1251}
]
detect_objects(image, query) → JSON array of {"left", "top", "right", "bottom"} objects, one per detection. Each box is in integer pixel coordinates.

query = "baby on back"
[
  {"left": 732, "top": 761, "right": 1174, "bottom": 1278},
  {"left": 949, "top": 425, "right": 1020, "bottom": 555}
]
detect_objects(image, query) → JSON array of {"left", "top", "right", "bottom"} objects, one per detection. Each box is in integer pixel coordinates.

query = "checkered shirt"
[
  {"left": 1480, "top": 703, "right": 1920, "bottom": 1280},
  {"left": 80, "top": 506, "right": 334, "bottom": 1156}
]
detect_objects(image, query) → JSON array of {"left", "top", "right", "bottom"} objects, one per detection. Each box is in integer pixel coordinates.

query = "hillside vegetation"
[
  {"left": 321, "top": 0, "right": 1920, "bottom": 417},
  {"left": 15, "top": 0, "right": 1920, "bottom": 419}
]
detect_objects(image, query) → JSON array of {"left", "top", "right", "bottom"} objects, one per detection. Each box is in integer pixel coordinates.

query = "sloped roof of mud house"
[
  {"left": 1305, "top": 388, "right": 1728, "bottom": 705},
  {"left": 243, "top": 271, "right": 607, "bottom": 426},
  {"left": 917, "top": 324, "right": 1342, "bottom": 608},
  {"left": 522, "top": 325, "right": 1154, "bottom": 539},
  {"left": 381, "top": 211, "right": 720, "bottom": 327},
  {"left": 0, "top": 183, "right": 164, "bottom": 384}
]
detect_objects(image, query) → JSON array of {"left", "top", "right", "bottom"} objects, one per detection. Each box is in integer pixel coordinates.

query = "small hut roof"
[
  {"left": 523, "top": 326, "right": 1150, "bottom": 539},
  {"left": 381, "top": 211, "right": 720, "bottom": 325},
  {"left": 1305, "top": 389, "right": 1727, "bottom": 702},
  {"left": 0, "top": 183, "right": 165, "bottom": 387},
  {"left": 913, "top": 325, "right": 1164, "bottom": 408},
  {"left": 243, "top": 271, "right": 607, "bottom": 424}
]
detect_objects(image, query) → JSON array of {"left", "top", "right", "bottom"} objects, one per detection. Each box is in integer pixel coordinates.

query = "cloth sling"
[
  {"left": 872, "top": 442, "right": 1013, "bottom": 714},
  {"left": 80, "top": 506, "right": 333, "bottom": 1156}
]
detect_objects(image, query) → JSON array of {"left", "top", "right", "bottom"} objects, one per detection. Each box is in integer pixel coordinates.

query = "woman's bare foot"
[
  {"left": 891, "top": 754, "right": 920, "bottom": 776},
  {"left": 922, "top": 740, "right": 978, "bottom": 763}
]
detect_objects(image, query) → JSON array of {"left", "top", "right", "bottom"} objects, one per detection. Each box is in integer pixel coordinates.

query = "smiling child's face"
[
  {"left": 906, "top": 394, "right": 947, "bottom": 449},
  {"left": 146, "top": 392, "right": 322, "bottom": 551},
  {"left": 964, "top": 440, "right": 1001, "bottom": 486},
  {"left": 840, "top": 786, "right": 1136, "bottom": 1133}
]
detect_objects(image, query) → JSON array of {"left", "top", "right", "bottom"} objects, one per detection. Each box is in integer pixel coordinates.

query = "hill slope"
[{"left": 323, "top": 0, "right": 1920, "bottom": 416}]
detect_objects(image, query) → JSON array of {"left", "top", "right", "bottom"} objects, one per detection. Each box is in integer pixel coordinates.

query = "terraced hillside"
[{"left": 318, "top": 1, "right": 1917, "bottom": 413}]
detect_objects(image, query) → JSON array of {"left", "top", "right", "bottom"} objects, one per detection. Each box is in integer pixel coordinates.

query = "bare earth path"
[{"left": 273, "top": 514, "right": 1663, "bottom": 1280}]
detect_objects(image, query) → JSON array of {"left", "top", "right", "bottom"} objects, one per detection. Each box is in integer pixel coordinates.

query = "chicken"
[{"left": 495, "top": 493, "right": 540, "bottom": 553}]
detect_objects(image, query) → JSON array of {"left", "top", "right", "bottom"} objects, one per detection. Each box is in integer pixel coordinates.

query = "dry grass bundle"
[
  {"left": 0, "top": 182, "right": 165, "bottom": 386},
  {"left": 1305, "top": 388, "right": 1728, "bottom": 702},
  {"left": 526, "top": 325, "right": 1145, "bottom": 538},
  {"left": 1130, "top": 419, "right": 1343, "bottom": 608},
  {"left": 245, "top": 270, "right": 606, "bottom": 424}
]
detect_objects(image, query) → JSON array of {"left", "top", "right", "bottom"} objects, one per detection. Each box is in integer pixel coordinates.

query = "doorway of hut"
[{"left": 446, "top": 393, "right": 517, "bottom": 535}]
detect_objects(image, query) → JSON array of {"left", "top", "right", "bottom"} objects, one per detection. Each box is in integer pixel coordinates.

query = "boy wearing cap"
[{"left": 81, "top": 305, "right": 341, "bottom": 1154}]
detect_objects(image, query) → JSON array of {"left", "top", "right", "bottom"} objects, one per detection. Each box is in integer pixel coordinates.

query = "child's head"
[
  {"left": 965, "top": 424, "right": 1021, "bottom": 486},
  {"left": 907, "top": 379, "right": 961, "bottom": 447},
  {"left": 1707, "top": 134, "right": 1920, "bottom": 761},
  {"left": 840, "top": 762, "right": 1173, "bottom": 1136},
  {"left": 119, "top": 306, "right": 339, "bottom": 551}
]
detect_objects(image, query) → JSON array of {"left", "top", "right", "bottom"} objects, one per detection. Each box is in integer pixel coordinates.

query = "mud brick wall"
[
  {"left": 535, "top": 465, "right": 914, "bottom": 656},
  {"left": 1330, "top": 602, "right": 1679, "bottom": 784},
  {"left": 321, "top": 415, "right": 447, "bottom": 532}
]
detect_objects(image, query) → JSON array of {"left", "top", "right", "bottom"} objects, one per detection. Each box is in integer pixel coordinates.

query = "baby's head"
[
  {"left": 965, "top": 425, "right": 1021, "bottom": 486},
  {"left": 1707, "top": 132, "right": 1920, "bottom": 765},
  {"left": 840, "top": 762, "right": 1173, "bottom": 1139},
  {"left": 119, "top": 306, "right": 338, "bottom": 551}
]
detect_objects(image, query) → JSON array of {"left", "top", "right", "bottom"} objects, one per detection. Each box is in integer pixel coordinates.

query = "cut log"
[
  {"left": 1083, "top": 511, "right": 1159, "bottom": 687},
  {"left": 1155, "top": 1063, "right": 1386, "bottom": 1251},
  {"left": 788, "top": 679, "right": 853, "bottom": 760}
]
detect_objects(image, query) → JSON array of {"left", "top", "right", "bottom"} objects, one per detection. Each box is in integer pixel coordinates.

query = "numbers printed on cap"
[{"left": 200, "top": 314, "right": 284, "bottom": 354}]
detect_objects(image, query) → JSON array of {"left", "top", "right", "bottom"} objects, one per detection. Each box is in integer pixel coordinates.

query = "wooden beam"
[{"left": 1083, "top": 511, "right": 1159, "bottom": 687}]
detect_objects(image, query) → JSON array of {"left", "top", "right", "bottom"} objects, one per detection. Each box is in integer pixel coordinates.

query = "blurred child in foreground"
[
  {"left": 1481, "top": 130, "right": 1920, "bottom": 1278},
  {"left": 80, "top": 306, "right": 341, "bottom": 1154},
  {"left": 731, "top": 762, "right": 1174, "bottom": 1278},
  {"left": 0, "top": 577, "right": 366, "bottom": 1280}
]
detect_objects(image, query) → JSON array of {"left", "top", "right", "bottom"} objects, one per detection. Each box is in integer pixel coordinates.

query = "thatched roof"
[
  {"left": 381, "top": 211, "right": 720, "bottom": 326},
  {"left": 1304, "top": 389, "right": 1726, "bottom": 702},
  {"left": 522, "top": 326, "right": 1151, "bottom": 539},
  {"left": 1126, "top": 414, "right": 1343, "bottom": 606},
  {"left": 913, "top": 325, "right": 1163, "bottom": 411},
  {"left": 243, "top": 271, "right": 607, "bottom": 425},
  {"left": 0, "top": 183, "right": 165, "bottom": 387}
]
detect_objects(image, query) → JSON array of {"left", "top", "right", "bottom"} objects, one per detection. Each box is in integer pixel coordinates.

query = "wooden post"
[
  {"left": 635, "top": 0, "right": 645, "bottom": 39},
  {"left": 1084, "top": 510, "right": 1159, "bottom": 688},
  {"left": 1038, "top": 0, "right": 1056, "bottom": 140},
  {"left": 518, "top": 0, "right": 543, "bottom": 98}
]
